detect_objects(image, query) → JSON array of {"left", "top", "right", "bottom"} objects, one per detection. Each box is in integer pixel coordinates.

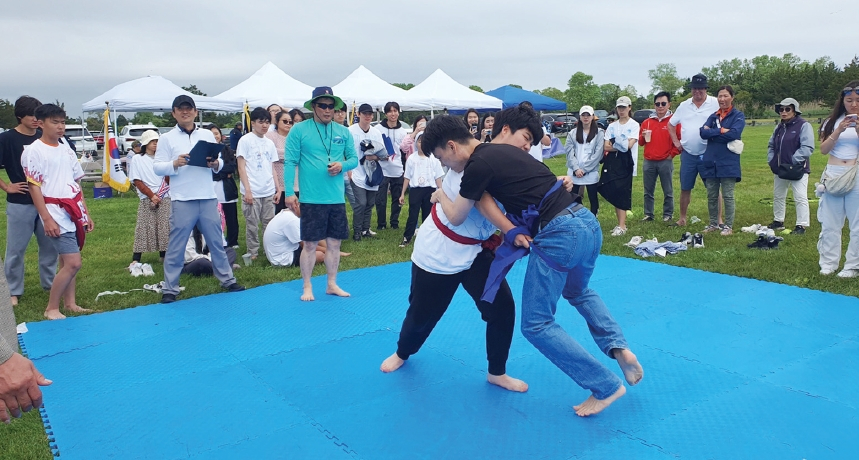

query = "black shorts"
[{"left": 299, "top": 203, "right": 349, "bottom": 241}]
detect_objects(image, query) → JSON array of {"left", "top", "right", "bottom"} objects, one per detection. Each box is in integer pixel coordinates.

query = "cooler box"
[{"left": 93, "top": 182, "right": 113, "bottom": 199}]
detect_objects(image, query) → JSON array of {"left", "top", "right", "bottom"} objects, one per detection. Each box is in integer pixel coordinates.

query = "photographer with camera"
[{"left": 348, "top": 104, "right": 389, "bottom": 241}]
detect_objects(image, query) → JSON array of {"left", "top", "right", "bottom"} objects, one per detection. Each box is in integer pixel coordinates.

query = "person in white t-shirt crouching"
[
  {"left": 263, "top": 207, "right": 350, "bottom": 267},
  {"left": 237, "top": 107, "right": 283, "bottom": 262}
]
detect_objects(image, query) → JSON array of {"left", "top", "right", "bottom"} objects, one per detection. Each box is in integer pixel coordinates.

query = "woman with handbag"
[
  {"left": 817, "top": 81, "right": 859, "bottom": 277},
  {"left": 700, "top": 85, "right": 745, "bottom": 236},
  {"left": 767, "top": 97, "right": 814, "bottom": 235}
]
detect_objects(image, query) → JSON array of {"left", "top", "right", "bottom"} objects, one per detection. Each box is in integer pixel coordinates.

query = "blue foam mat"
[{"left": 20, "top": 255, "right": 859, "bottom": 459}]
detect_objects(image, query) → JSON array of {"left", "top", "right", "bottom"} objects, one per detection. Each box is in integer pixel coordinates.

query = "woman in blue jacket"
[{"left": 700, "top": 85, "right": 745, "bottom": 235}]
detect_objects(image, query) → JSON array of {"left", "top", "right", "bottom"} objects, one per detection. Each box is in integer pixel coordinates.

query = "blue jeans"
[{"left": 521, "top": 207, "right": 627, "bottom": 399}]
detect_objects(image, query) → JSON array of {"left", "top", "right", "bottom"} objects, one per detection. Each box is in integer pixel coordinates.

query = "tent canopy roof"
[
  {"left": 213, "top": 61, "right": 313, "bottom": 110},
  {"left": 407, "top": 69, "right": 502, "bottom": 111},
  {"left": 485, "top": 85, "right": 567, "bottom": 111},
  {"left": 332, "top": 65, "right": 430, "bottom": 111},
  {"left": 82, "top": 76, "right": 242, "bottom": 112}
]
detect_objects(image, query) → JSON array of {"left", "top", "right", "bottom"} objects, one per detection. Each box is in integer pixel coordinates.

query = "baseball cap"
[
  {"left": 616, "top": 96, "right": 632, "bottom": 107},
  {"left": 579, "top": 105, "right": 595, "bottom": 116},
  {"left": 690, "top": 73, "right": 709, "bottom": 89},
  {"left": 172, "top": 95, "right": 196, "bottom": 109},
  {"left": 358, "top": 103, "right": 374, "bottom": 114}
]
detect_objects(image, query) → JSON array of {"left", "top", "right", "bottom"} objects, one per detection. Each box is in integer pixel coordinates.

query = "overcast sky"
[{"left": 1, "top": 0, "right": 855, "bottom": 117}]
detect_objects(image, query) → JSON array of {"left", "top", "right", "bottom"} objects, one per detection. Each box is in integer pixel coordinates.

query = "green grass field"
[{"left": 0, "top": 123, "right": 854, "bottom": 458}]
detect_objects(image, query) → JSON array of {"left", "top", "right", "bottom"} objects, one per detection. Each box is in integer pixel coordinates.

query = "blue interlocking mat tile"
[{"left": 20, "top": 255, "right": 859, "bottom": 459}]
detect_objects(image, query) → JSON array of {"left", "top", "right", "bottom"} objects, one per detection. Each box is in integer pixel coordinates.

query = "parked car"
[
  {"left": 593, "top": 110, "right": 611, "bottom": 130},
  {"left": 118, "top": 124, "right": 159, "bottom": 153},
  {"left": 158, "top": 126, "right": 172, "bottom": 135},
  {"left": 633, "top": 109, "right": 656, "bottom": 125},
  {"left": 65, "top": 125, "right": 98, "bottom": 158},
  {"left": 541, "top": 113, "right": 577, "bottom": 133},
  {"left": 91, "top": 131, "right": 105, "bottom": 149}
]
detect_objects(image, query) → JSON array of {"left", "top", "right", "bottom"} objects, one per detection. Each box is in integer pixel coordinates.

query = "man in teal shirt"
[{"left": 284, "top": 87, "right": 358, "bottom": 301}]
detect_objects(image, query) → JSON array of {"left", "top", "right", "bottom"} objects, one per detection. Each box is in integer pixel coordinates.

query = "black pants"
[
  {"left": 573, "top": 183, "right": 599, "bottom": 215},
  {"left": 274, "top": 191, "right": 287, "bottom": 215},
  {"left": 396, "top": 248, "right": 515, "bottom": 376},
  {"left": 376, "top": 176, "right": 403, "bottom": 229},
  {"left": 222, "top": 202, "right": 239, "bottom": 247},
  {"left": 403, "top": 186, "right": 434, "bottom": 240}
]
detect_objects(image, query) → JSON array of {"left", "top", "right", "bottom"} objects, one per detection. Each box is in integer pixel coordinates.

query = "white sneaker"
[
  {"left": 741, "top": 224, "right": 762, "bottom": 233},
  {"left": 624, "top": 236, "right": 643, "bottom": 248},
  {"left": 366, "top": 229, "right": 377, "bottom": 236},
  {"left": 128, "top": 262, "right": 144, "bottom": 277},
  {"left": 837, "top": 269, "right": 858, "bottom": 278},
  {"left": 610, "top": 226, "right": 627, "bottom": 236},
  {"left": 141, "top": 263, "right": 155, "bottom": 277},
  {"left": 820, "top": 268, "right": 836, "bottom": 275},
  {"left": 755, "top": 228, "right": 775, "bottom": 238}
]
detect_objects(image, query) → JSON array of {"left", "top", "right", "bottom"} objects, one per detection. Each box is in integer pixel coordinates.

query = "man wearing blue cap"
[{"left": 284, "top": 87, "right": 358, "bottom": 301}]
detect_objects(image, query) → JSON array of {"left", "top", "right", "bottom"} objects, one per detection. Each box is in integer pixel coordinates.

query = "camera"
[{"left": 360, "top": 139, "right": 374, "bottom": 152}]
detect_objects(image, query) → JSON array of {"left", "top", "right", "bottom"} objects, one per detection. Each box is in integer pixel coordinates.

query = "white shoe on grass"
[
  {"left": 141, "top": 263, "right": 155, "bottom": 277},
  {"left": 610, "top": 226, "right": 627, "bottom": 236},
  {"left": 837, "top": 269, "right": 858, "bottom": 278}
]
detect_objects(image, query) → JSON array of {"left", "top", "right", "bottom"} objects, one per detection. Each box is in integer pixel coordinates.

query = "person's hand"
[
  {"left": 173, "top": 154, "right": 189, "bottom": 168},
  {"left": 575, "top": 169, "right": 585, "bottom": 178},
  {"left": 0, "top": 353, "right": 52, "bottom": 424},
  {"left": 837, "top": 115, "right": 858, "bottom": 133},
  {"left": 513, "top": 234, "right": 532, "bottom": 249},
  {"left": 3, "top": 182, "right": 28, "bottom": 194},
  {"left": 85, "top": 217, "right": 95, "bottom": 233},
  {"left": 272, "top": 193, "right": 281, "bottom": 205},
  {"left": 672, "top": 139, "right": 681, "bottom": 148},
  {"left": 327, "top": 162, "right": 342, "bottom": 176},
  {"left": 43, "top": 217, "right": 60, "bottom": 238},
  {"left": 284, "top": 195, "right": 299, "bottom": 213},
  {"left": 702, "top": 125, "right": 710, "bottom": 130},
  {"left": 242, "top": 191, "right": 254, "bottom": 205},
  {"left": 206, "top": 157, "right": 219, "bottom": 169},
  {"left": 558, "top": 175, "right": 574, "bottom": 192},
  {"left": 398, "top": 195, "right": 405, "bottom": 205},
  {"left": 430, "top": 189, "right": 445, "bottom": 204},
  {"left": 150, "top": 195, "right": 161, "bottom": 207}
]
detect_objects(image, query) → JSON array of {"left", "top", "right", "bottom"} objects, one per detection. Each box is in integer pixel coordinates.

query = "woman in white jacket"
[{"left": 565, "top": 106, "right": 605, "bottom": 215}]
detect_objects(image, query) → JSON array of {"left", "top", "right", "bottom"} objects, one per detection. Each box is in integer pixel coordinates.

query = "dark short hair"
[
  {"left": 205, "top": 123, "right": 219, "bottom": 131},
  {"left": 519, "top": 101, "right": 534, "bottom": 109},
  {"left": 250, "top": 107, "right": 270, "bottom": 122},
  {"left": 274, "top": 110, "right": 289, "bottom": 125},
  {"left": 14, "top": 96, "right": 42, "bottom": 123},
  {"left": 717, "top": 85, "right": 735, "bottom": 97},
  {"left": 383, "top": 101, "right": 400, "bottom": 113},
  {"left": 266, "top": 104, "right": 282, "bottom": 112},
  {"left": 492, "top": 104, "right": 543, "bottom": 146},
  {"left": 288, "top": 108, "right": 305, "bottom": 122},
  {"left": 34, "top": 104, "right": 65, "bottom": 121},
  {"left": 420, "top": 115, "right": 474, "bottom": 154},
  {"left": 654, "top": 91, "right": 671, "bottom": 102}
]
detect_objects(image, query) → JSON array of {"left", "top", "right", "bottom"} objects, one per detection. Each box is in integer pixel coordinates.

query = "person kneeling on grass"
[
  {"left": 426, "top": 110, "right": 643, "bottom": 417},
  {"left": 23, "top": 104, "right": 94, "bottom": 320},
  {"left": 182, "top": 228, "right": 239, "bottom": 276},
  {"left": 263, "top": 208, "right": 351, "bottom": 268}
]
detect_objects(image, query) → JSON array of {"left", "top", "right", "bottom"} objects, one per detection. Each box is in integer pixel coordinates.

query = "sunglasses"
[
  {"left": 654, "top": 102, "right": 668, "bottom": 107},
  {"left": 776, "top": 106, "right": 793, "bottom": 113},
  {"left": 281, "top": 119, "right": 293, "bottom": 124},
  {"left": 843, "top": 87, "right": 859, "bottom": 96},
  {"left": 315, "top": 102, "right": 336, "bottom": 110}
]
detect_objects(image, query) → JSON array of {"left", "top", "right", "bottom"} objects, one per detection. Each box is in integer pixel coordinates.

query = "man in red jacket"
[{"left": 639, "top": 91, "right": 680, "bottom": 222}]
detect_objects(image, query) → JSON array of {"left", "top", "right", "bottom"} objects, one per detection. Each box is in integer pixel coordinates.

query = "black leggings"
[
  {"left": 573, "top": 183, "right": 599, "bottom": 215},
  {"left": 396, "top": 248, "right": 515, "bottom": 376},
  {"left": 222, "top": 202, "right": 239, "bottom": 248},
  {"left": 132, "top": 251, "right": 165, "bottom": 262},
  {"left": 403, "top": 186, "right": 434, "bottom": 240}
]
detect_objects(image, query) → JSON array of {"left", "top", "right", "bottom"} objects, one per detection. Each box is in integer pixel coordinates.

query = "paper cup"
[
  {"left": 643, "top": 130, "right": 652, "bottom": 143},
  {"left": 242, "top": 253, "right": 252, "bottom": 266}
]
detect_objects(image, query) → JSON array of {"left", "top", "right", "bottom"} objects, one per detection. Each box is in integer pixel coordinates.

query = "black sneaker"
[
  {"left": 161, "top": 293, "right": 176, "bottom": 304},
  {"left": 361, "top": 230, "right": 375, "bottom": 238},
  {"left": 641, "top": 215, "right": 654, "bottom": 222},
  {"left": 793, "top": 225, "right": 806, "bottom": 235},
  {"left": 692, "top": 233, "right": 704, "bottom": 248},
  {"left": 353, "top": 232, "right": 362, "bottom": 242},
  {"left": 391, "top": 224, "right": 399, "bottom": 229},
  {"left": 398, "top": 237, "right": 410, "bottom": 248},
  {"left": 377, "top": 224, "right": 387, "bottom": 230},
  {"left": 747, "top": 235, "right": 768, "bottom": 249},
  {"left": 225, "top": 283, "right": 245, "bottom": 292},
  {"left": 767, "top": 220, "right": 785, "bottom": 230},
  {"left": 767, "top": 236, "right": 784, "bottom": 249},
  {"left": 678, "top": 232, "right": 693, "bottom": 245}
]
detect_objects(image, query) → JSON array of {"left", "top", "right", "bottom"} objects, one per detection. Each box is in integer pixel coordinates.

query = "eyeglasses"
[
  {"left": 315, "top": 102, "right": 335, "bottom": 110},
  {"left": 654, "top": 102, "right": 668, "bottom": 107},
  {"left": 843, "top": 87, "right": 859, "bottom": 96},
  {"left": 281, "top": 119, "right": 293, "bottom": 125},
  {"left": 776, "top": 106, "right": 793, "bottom": 113}
]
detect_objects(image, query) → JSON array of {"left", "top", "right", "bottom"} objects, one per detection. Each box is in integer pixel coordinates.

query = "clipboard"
[{"left": 188, "top": 141, "right": 224, "bottom": 167}]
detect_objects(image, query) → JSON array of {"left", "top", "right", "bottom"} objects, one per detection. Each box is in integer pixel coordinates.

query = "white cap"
[
  {"left": 579, "top": 105, "right": 595, "bottom": 116},
  {"left": 616, "top": 96, "right": 632, "bottom": 107}
]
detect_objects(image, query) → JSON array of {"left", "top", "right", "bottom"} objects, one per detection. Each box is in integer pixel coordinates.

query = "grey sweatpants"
[
  {"left": 642, "top": 158, "right": 674, "bottom": 219},
  {"left": 4, "top": 202, "right": 58, "bottom": 296}
]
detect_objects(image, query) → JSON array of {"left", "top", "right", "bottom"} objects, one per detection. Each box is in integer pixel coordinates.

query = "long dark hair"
[
  {"left": 822, "top": 80, "right": 859, "bottom": 141},
  {"left": 463, "top": 108, "right": 479, "bottom": 126},
  {"left": 575, "top": 119, "right": 598, "bottom": 144}
]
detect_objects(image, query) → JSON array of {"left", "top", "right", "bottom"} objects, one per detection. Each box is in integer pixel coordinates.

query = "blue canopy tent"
[{"left": 485, "top": 86, "right": 567, "bottom": 111}]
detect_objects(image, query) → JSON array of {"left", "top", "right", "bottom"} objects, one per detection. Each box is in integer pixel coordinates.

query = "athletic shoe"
[
  {"left": 702, "top": 224, "right": 721, "bottom": 233},
  {"left": 767, "top": 220, "right": 785, "bottom": 230},
  {"left": 641, "top": 215, "right": 654, "bottom": 222},
  {"left": 624, "top": 236, "right": 643, "bottom": 248},
  {"left": 755, "top": 228, "right": 776, "bottom": 238},
  {"left": 141, "top": 263, "right": 155, "bottom": 276},
  {"left": 161, "top": 293, "right": 176, "bottom": 303},
  {"left": 793, "top": 225, "right": 806, "bottom": 235},
  {"left": 741, "top": 223, "right": 763, "bottom": 233},
  {"left": 837, "top": 269, "right": 859, "bottom": 278},
  {"left": 128, "top": 262, "right": 144, "bottom": 277},
  {"left": 225, "top": 283, "right": 246, "bottom": 292},
  {"left": 766, "top": 236, "right": 784, "bottom": 249},
  {"left": 398, "top": 237, "right": 411, "bottom": 248},
  {"left": 365, "top": 229, "right": 377, "bottom": 236},
  {"left": 353, "top": 232, "right": 362, "bottom": 242},
  {"left": 361, "top": 230, "right": 375, "bottom": 238},
  {"left": 610, "top": 226, "right": 627, "bottom": 236},
  {"left": 662, "top": 216, "right": 672, "bottom": 222},
  {"left": 391, "top": 224, "right": 399, "bottom": 230},
  {"left": 747, "top": 235, "right": 768, "bottom": 249},
  {"left": 377, "top": 224, "right": 387, "bottom": 230},
  {"left": 820, "top": 268, "right": 836, "bottom": 275},
  {"left": 720, "top": 226, "right": 733, "bottom": 236},
  {"left": 692, "top": 233, "right": 704, "bottom": 248},
  {"left": 678, "top": 232, "right": 693, "bottom": 246}
]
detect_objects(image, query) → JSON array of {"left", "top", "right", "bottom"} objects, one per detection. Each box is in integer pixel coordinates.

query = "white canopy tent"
[
  {"left": 407, "top": 69, "right": 503, "bottom": 112},
  {"left": 81, "top": 76, "right": 242, "bottom": 113},
  {"left": 332, "top": 65, "right": 430, "bottom": 112},
  {"left": 214, "top": 61, "right": 313, "bottom": 110}
]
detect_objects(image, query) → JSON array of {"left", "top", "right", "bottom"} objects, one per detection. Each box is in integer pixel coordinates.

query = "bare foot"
[
  {"left": 340, "top": 252, "right": 352, "bottom": 257},
  {"left": 674, "top": 219, "right": 686, "bottom": 226},
  {"left": 380, "top": 353, "right": 405, "bottom": 373},
  {"left": 326, "top": 285, "right": 350, "bottom": 297},
  {"left": 44, "top": 310, "right": 66, "bottom": 320},
  {"left": 64, "top": 305, "right": 92, "bottom": 314},
  {"left": 613, "top": 349, "right": 644, "bottom": 385},
  {"left": 301, "top": 286, "right": 315, "bottom": 301},
  {"left": 10, "top": 296, "right": 18, "bottom": 307},
  {"left": 573, "top": 385, "right": 626, "bottom": 417},
  {"left": 487, "top": 374, "right": 529, "bottom": 392}
]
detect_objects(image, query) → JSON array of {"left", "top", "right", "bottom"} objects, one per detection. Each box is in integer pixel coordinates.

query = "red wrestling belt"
[
  {"left": 44, "top": 191, "right": 89, "bottom": 250},
  {"left": 430, "top": 204, "right": 501, "bottom": 251}
]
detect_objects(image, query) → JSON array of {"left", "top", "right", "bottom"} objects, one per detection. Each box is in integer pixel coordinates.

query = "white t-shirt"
[
  {"left": 348, "top": 124, "right": 387, "bottom": 191},
  {"left": 404, "top": 154, "right": 444, "bottom": 188},
  {"left": 828, "top": 115, "right": 859, "bottom": 160},
  {"left": 669, "top": 96, "right": 719, "bottom": 156},
  {"left": 411, "top": 170, "right": 498, "bottom": 275},
  {"left": 527, "top": 126, "right": 549, "bottom": 162},
  {"left": 263, "top": 210, "right": 301, "bottom": 266},
  {"left": 129, "top": 154, "right": 169, "bottom": 200},
  {"left": 606, "top": 119, "right": 641, "bottom": 176},
  {"left": 374, "top": 121, "right": 407, "bottom": 177},
  {"left": 21, "top": 139, "right": 85, "bottom": 234},
  {"left": 236, "top": 133, "right": 277, "bottom": 197}
]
